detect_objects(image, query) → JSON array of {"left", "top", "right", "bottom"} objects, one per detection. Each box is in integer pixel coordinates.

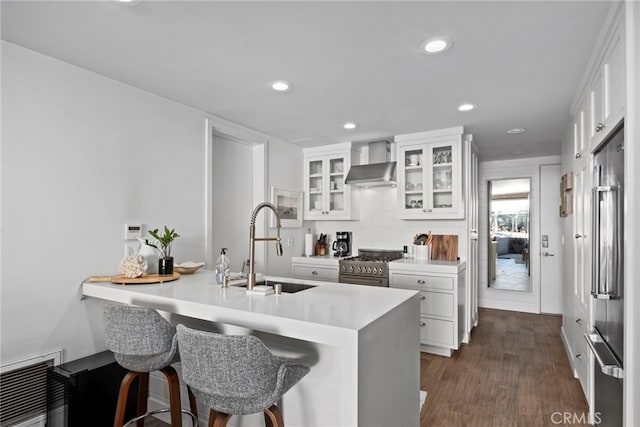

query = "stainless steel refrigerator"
[{"left": 585, "top": 123, "right": 624, "bottom": 426}]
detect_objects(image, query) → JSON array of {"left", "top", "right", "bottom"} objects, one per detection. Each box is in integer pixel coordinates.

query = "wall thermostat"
[{"left": 125, "top": 224, "right": 142, "bottom": 240}]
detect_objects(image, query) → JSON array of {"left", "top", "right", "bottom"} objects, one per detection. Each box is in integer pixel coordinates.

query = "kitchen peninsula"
[{"left": 82, "top": 271, "right": 420, "bottom": 427}]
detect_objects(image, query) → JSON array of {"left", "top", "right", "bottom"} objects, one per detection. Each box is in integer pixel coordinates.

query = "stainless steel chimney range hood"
[{"left": 345, "top": 140, "right": 396, "bottom": 187}]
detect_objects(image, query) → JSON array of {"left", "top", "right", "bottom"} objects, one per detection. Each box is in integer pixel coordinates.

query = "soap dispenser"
[{"left": 215, "top": 248, "right": 230, "bottom": 284}]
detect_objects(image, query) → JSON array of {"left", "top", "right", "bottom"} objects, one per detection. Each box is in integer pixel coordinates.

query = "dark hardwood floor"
[{"left": 420, "top": 308, "right": 589, "bottom": 426}]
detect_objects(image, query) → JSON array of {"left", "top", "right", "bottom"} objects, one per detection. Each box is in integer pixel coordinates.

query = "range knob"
[
  {"left": 357, "top": 266, "right": 362, "bottom": 273},
  {"left": 367, "top": 267, "right": 372, "bottom": 273},
  {"left": 349, "top": 266, "right": 354, "bottom": 272}
]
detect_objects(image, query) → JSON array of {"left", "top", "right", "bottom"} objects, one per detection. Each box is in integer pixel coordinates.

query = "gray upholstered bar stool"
[
  {"left": 176, "top": 324, "right": 310, "bottom": 427},
  {"left": 102, "top": 303, "right": 198, "bottom": 427}
]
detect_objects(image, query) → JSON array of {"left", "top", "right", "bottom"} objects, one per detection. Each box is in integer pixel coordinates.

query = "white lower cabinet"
[
  {"left": 573, "top": 303, "right": 592, "bottom": 400},
  {"left": 389, "top": 260, "right": 466, "bottom": 357},
  {"left": 291, "top": 257, "right": 339, "bottom": 282}
]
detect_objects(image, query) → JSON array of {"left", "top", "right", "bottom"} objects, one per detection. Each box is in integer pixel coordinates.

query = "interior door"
[{"left": 540, "top": 164, "right": 563, "bottom": 314}]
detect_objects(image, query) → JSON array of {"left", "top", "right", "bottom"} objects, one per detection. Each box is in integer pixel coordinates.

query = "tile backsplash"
[{"left": 313, "top": 186, "right": 467, "bottom": 258}]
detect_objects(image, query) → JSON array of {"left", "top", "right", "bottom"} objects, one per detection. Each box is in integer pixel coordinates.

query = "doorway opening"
[{"left": 488, "top": 178, "right": 531, "bottom": 292}]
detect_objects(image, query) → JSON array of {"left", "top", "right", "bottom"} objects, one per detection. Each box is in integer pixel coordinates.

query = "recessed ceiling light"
[
  {"left": 457, "top": 103, "right": 477, "bottom": 112},
  {"left": 343, "top": 122, "right": 357, "bottom": 130},
  {"left": 270, "top": 80, "right": 292, "bottom": 92},
  {"left": 420, "top": 37, "right": 452, "bottom": 54},
  {"left": 114, "top": 0, "right": 141, "bottom": 4},
  {"left": 507, "top": 128, "right": 527, "bottom": 134}
]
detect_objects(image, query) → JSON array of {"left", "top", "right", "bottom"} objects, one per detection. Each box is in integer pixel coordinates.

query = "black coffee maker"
[{"left": 332, "top": 231, "right": 352, "bottom": 257}]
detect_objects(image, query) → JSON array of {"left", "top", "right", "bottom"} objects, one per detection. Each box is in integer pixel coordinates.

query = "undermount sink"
[{"left": 236, "top": 281, "right": 316, "bottom": 294}]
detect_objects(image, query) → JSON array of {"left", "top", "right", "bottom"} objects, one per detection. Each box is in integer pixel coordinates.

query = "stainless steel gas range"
[{"left": 338, "top": 249, "right": 403, "bottom": 287}]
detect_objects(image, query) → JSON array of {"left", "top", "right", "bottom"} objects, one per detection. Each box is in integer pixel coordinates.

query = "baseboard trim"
[{"left": 478, "top": 298, "right": 538, "bottom": 313}]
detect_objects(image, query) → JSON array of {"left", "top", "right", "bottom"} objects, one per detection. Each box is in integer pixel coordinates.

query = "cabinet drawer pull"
[
  {"left": 575, "top": 233, "right": 582, "bottom": 239},
  {"left": 420, "top": 321, "right": 426, "bottom": 327},
  {"left": 417, "top": 279, "right": 426, "bottom": 284},
  {"left": 576, "top": 353, "right": 582, "bottom": 360},
  {"left": 575, "top": 152, "right": 582, "bottom": 159},
  {"left": 595, "top": 122, "right": 605, "bottom": 132},
  {"left": 312, "top": 271, "right": 318, "bottom": 276},
  {"left": 420, "top": 295, "right": 426, "bottom": 300},
  {"left": 576, "top": 318, "right": 582, "bottom": 324}
]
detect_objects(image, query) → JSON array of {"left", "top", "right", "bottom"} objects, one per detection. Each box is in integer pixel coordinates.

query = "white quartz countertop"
[
  {"left": 389, "top": 258, "right": 466, "bottom": 273},
  {"left": 82, "top": 270, "right": 418, "bottom": 344}
]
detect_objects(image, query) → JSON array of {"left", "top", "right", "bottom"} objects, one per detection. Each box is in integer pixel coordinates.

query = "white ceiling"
[{"left": 1, "top": 1, "right": 613, "bottom": 160}]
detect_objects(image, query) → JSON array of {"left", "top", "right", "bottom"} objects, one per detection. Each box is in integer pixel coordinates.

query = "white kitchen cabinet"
[
  {"left": 572, "top": 303, "right": 592, "bottom": 399},
  {"left": 395, "top": 127, "right": 464, "bottom": 219},
  {"left": 572, "top": 93, "right": 589, "bottom": 165},
  {"left": 589, "top": 19, "right": 625, "bottom": 150},
  {"left": 291, "top": 256, "right": 339, "bottom": 282},
  {"left": 303, "top": 143, "right": 359, "bottom": 220},
  {"left": 389, "top": 260, "right": 466, "bottom": 356},
  {"left": 573, "top": 160, "right": 591, "bottom": 316}
]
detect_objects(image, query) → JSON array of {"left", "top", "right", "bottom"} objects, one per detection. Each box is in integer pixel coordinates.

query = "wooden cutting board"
[
  {"left": 430, "top": 235, "right": 459, "bottom": 261},
  {"left": 89, "top": 272, "right": 180, "bottom": 284}
]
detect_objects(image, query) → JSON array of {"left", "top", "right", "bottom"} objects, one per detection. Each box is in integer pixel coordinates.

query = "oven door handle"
[
  {"left": 584, "top": 332, "right": 624, "bottom": 379},
  {"left": 338, "top": 275, "right": 388, "bottom": 287}
]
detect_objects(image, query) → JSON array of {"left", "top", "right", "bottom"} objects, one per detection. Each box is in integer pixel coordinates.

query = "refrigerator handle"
[
  {"left": 592, "top": 164, "right": 601, "bottom": 298},
  {"left": 584, "top": 332, "right": 624, "bottom": 379},
  {"left": 592, "top": 184, "right": 618, "bottom": 299}
]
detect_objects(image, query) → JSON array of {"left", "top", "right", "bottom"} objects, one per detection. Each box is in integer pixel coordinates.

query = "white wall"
[
  {"left": 0, "top": 41, "right": 208, "bottom": 364},
  {"left": 478, "top": 155, "right": 560, "bottom": 313},
  {"left": 211, "top": 134, "right": 254, "bottom": 273},
  {"left": 265, "top": 138, "right": 310, "bottom": 277},
  {"left": 0, "top": 42, "right": 303, "bottom": 366}
]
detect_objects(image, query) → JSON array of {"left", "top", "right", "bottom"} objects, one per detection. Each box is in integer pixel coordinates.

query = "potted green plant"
[{"left": 145, "top": 226, "right": 180, "bottom": 275}]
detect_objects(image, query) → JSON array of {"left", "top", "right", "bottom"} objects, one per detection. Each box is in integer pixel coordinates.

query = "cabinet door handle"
[
  {"left": 575, "top": 152, "right": 582, "bottom": 159},
  {"left": 420, "top": 295, "right": 426, "bottom": 300},
  {"left": 595, "top": 122, "right": 605, "bottom": 132},
  {"left": 312, "top": 271, "right": 318, "bottom": 276},
  {"left": 420, "top": 321, "right": 426, "bottom": 327},
  {"left": 576, "top": 353, "right": 582, "bottom": 360},
  {"left": 575, "top": 234, "right": 582, "bottom": 239},
  {"left": 417, "top": 279, "right": 426, "bottom": 284},
  {"left": 576, "top": 318, "right": 582, "bottom": 324}
]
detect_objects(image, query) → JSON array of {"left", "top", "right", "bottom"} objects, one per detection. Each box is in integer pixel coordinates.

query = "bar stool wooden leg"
[
  {"left": 263, "top": 405, "right": 284, "bottom": 427},
  {"left": 210, "top": 409, "right": 232, "bottom": 427},
  {"left": 136, "top": 372, "right": 149, "bottom": 427},
  {"left": 160, "top": 366, "right": 183, "bottom": 427},
  {"left": 114, "top": 372, "right": 140, "bottom": 427}
]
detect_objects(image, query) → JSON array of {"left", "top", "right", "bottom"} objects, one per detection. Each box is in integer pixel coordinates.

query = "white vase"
[{"left": 137, "top": 238, "right": 159, "bottom": 274}]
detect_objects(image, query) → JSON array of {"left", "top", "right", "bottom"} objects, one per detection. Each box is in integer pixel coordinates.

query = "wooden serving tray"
[{"left": 89, "top": 272, "right": 180, "bottom": 284}]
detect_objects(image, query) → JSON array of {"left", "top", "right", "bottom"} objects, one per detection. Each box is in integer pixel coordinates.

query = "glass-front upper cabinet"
[
  {"left": 304, "top": 143, "right": 359, "bottom": 220},
  {"left": 396, "top": 128, "right": 464, "bottom": 219}
]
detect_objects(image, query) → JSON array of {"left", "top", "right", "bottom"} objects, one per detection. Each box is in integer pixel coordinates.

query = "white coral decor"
[{"left": 119, "top": 255, "right": 148, "bottom": 278}]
